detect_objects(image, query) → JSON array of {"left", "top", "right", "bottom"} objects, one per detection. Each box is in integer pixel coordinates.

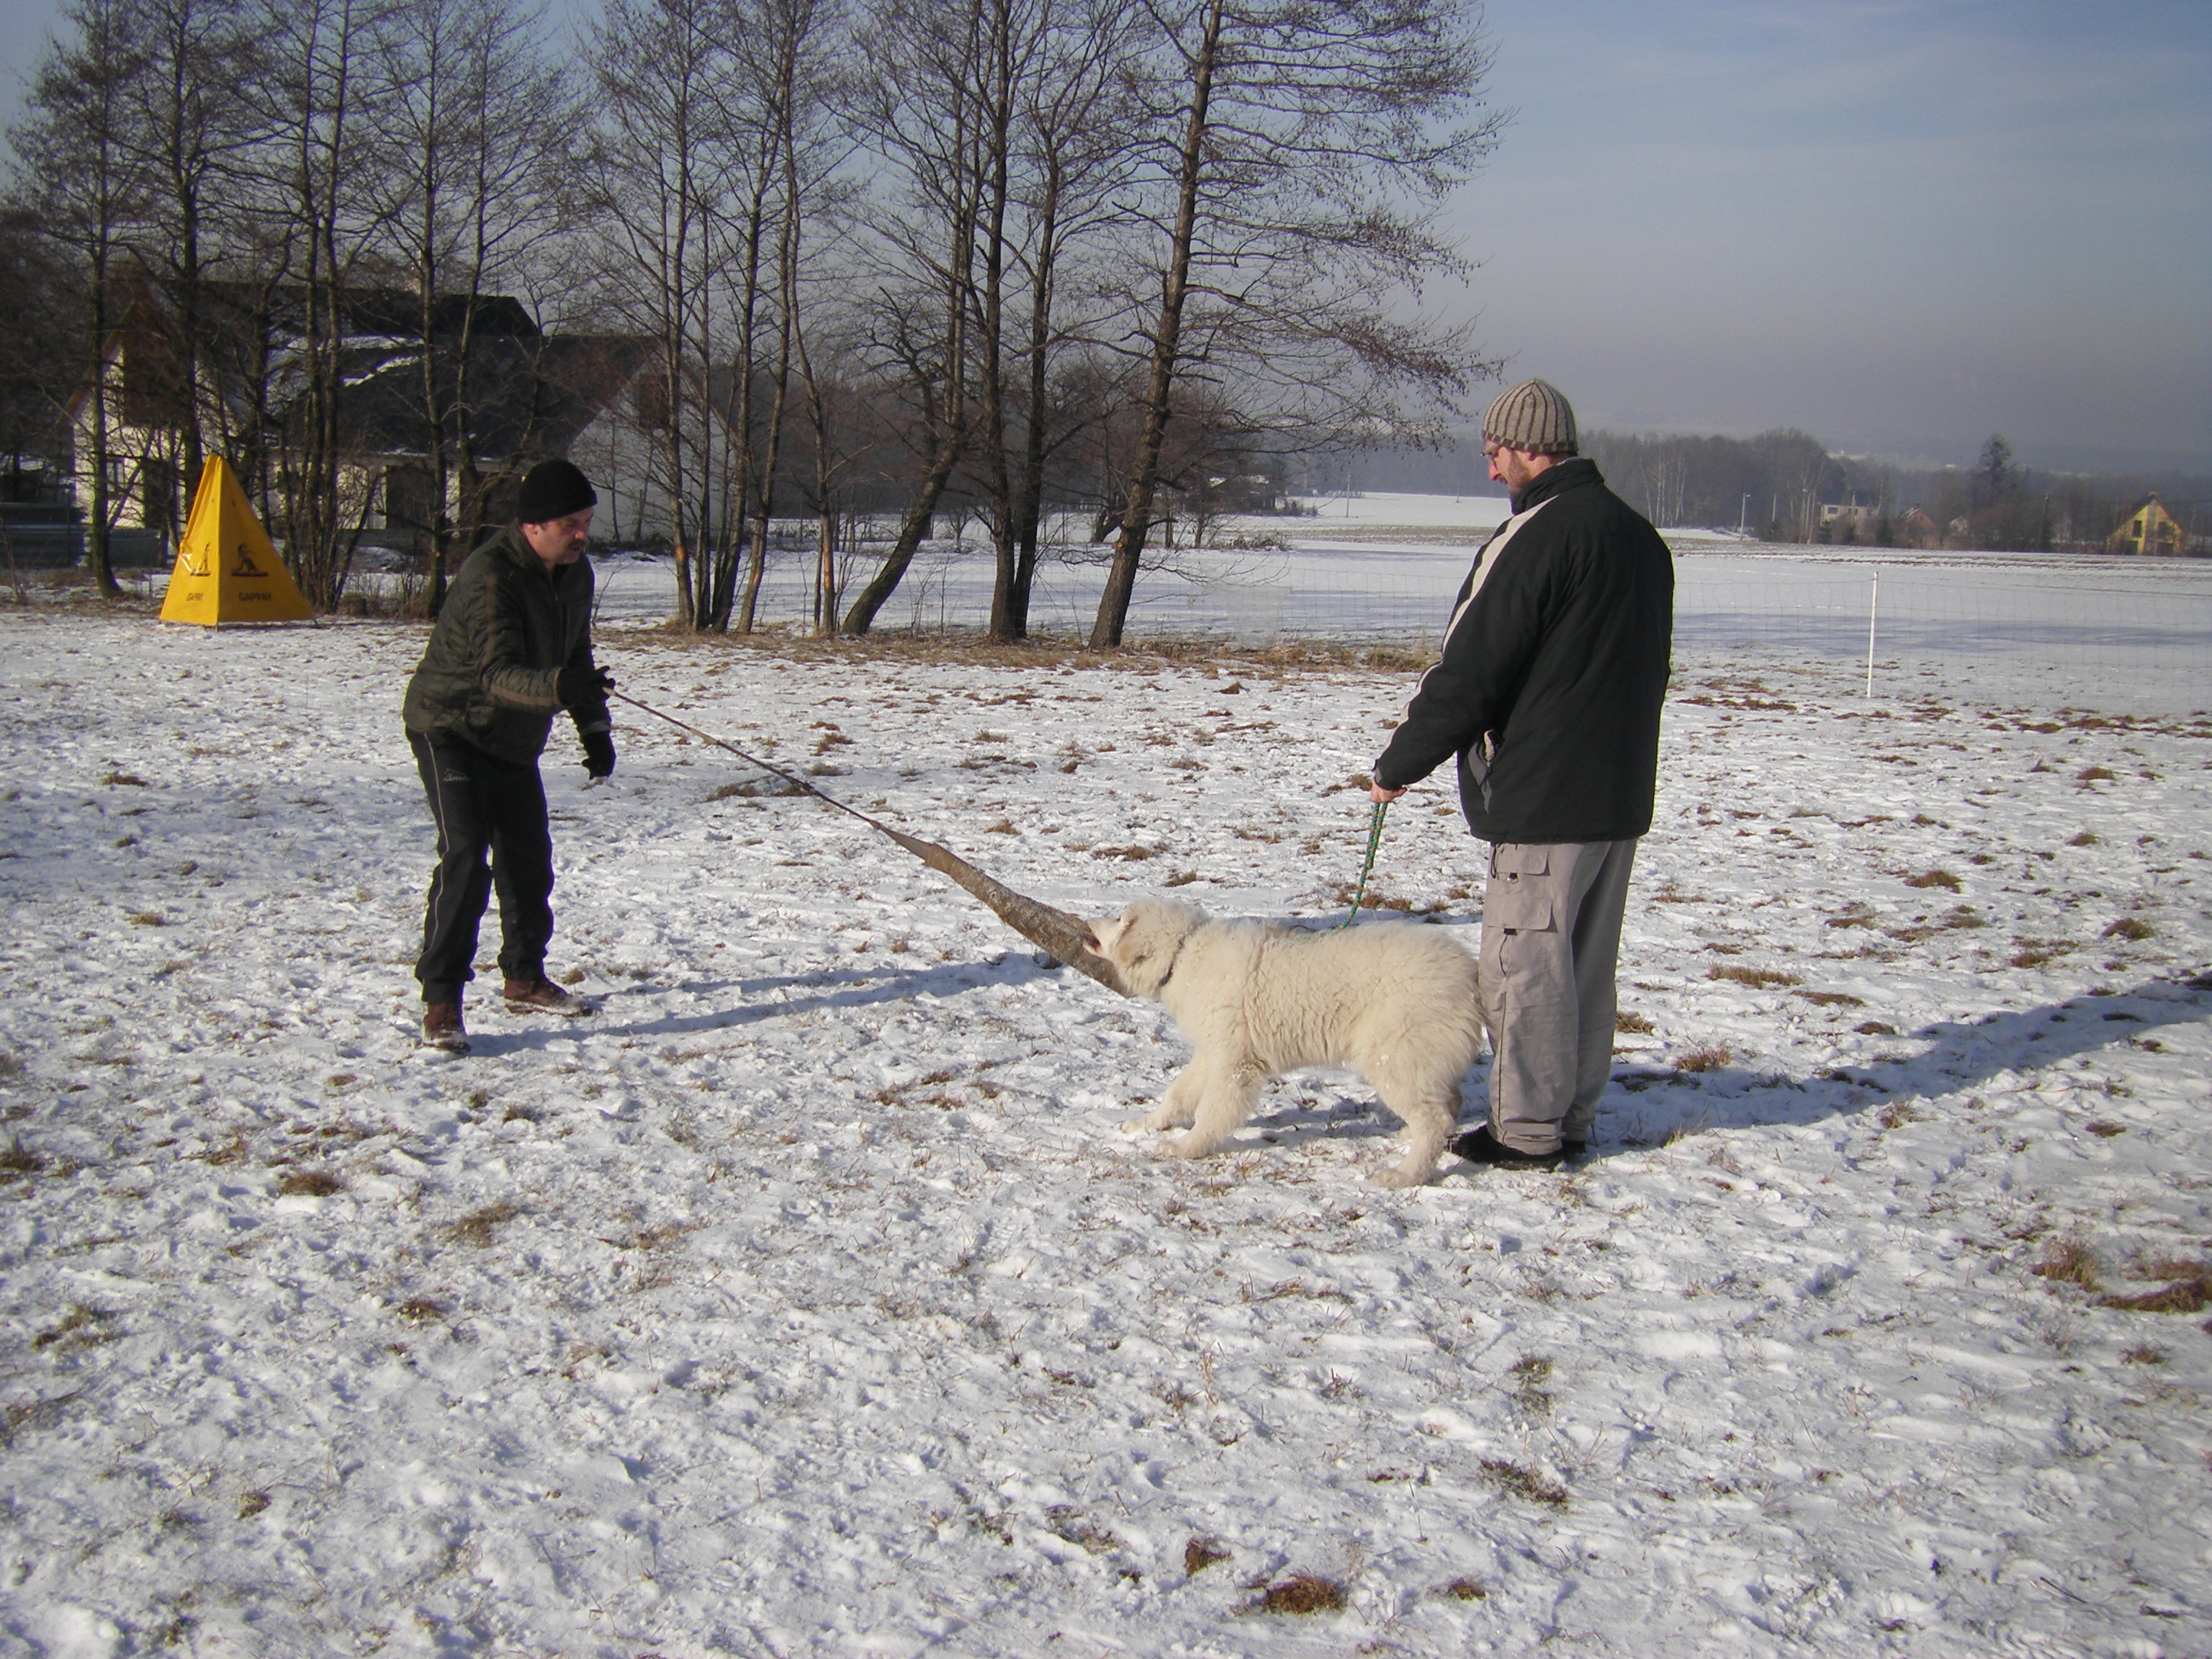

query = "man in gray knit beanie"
[
  {"left": 1481, "top": 377, "right": 1578, "bottom": 459},
  {"left": 1370, "top": 379, "right": 1673, "bottom": 1172}
]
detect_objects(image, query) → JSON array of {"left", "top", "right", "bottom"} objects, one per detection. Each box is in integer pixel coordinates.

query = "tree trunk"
[
  {"left": 86, "top": 279, "right": 120, "bottom": 598},
  {"left": 1089, "top": 0, "right": 1220, "bottom": 650},
  {"left": 839, "top": 444, "right": 963, "bottom": 637},
  {"left": 1007, "top": 146, "right": 1064, "bottom": 641},
  {"left": 978, "top": 0, "right": 1017, "bottom": 641}
]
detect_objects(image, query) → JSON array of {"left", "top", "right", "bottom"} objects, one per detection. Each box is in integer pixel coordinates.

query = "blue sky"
[
  {"left": 1457, "top": 0, "right": 2211, "bottom": 469},
  {"left": 4, "top": 0, "right": 2206, "bottom": 469}
]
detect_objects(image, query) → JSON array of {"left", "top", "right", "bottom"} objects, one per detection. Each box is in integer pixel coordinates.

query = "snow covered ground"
[
  {"left": 1, "top": 592, "right": 2209, "bottom": 1657},
  {"left": 581, "top": 500, "right": 2212, "bottom": 716}
]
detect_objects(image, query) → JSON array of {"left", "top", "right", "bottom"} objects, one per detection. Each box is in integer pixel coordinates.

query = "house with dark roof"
[{"left": 69, "top": 281, "right": 649, "bottom": 559}]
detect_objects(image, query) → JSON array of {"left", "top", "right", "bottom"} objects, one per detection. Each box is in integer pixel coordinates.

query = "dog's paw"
[
  {"left": 1168, "top": 1133, "right": 1220, "bottom": 1161},
  {"left": 1372, "top": 1161, "right": 1437, "bottom": 1190},
  {"left": 1124, "top": 1107, "right": 1190, "bottom": 1134}
]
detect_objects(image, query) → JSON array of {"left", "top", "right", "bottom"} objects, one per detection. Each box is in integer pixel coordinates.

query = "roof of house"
[
  {"left": 199, "top": 282, "right": 541, "bottom": 342},
  {"left": 336, "top": 333, "right": 654, "bottom": 462}
]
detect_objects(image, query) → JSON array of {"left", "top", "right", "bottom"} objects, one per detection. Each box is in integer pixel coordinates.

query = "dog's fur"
[{"left": 1086, "top": 898, "right": 1482, "bottom": 1188}]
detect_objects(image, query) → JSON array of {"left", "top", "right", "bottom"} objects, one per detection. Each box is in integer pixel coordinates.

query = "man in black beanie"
[{"left": 401, "top": 457, "right": 617, "bottom": 1053}]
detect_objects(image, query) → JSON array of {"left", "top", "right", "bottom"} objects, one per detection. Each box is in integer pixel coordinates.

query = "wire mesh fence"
[{"left": 590, "top": 536, "right": 2212, "bottom": 714}]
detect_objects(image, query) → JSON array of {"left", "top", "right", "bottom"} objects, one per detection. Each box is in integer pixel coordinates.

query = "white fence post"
[{"left": 1863, "top": 565, "right": 1879, "bottom": 698}]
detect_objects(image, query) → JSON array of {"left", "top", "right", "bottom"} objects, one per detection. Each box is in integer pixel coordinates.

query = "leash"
[
  {"left": 609, "top": 688, "right": 891, "bottom": 834},
  {"left": 603, "top": 688, "right": 1127, "bottom": 994},
  {"left": 1339, "top": 799, "right": 1390, "bottom": 928}
]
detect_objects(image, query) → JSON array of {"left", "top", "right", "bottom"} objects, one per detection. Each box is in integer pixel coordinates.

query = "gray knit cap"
[{"left": 1481, "top": 379, "right": 1578, "bottom": 455}]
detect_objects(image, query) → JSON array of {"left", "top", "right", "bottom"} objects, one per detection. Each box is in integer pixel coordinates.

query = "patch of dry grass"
[
  {"left": 2097, "top": 1256, "right": 2212, "bottom": 1314},
  {"left": 1673, "top": 1044, "right": 1730, "bottom": 1074},
  {"left": 1244, "top": 1572, "right": 1346, "bottom": 1615},
  {"left": 1184, "top": 1537, "right": 1232, "bottom": 1576},
  {"left": 1903, "top": 869, "right": 1961, "bottom": 891},
  {"left": 445, "top": 1201, "right": 520, "bottom": 1247},
  {"left": 2030, "top": 1236, "right": 2100, "bottom": 1291},
  {"left": 274, "top": 1168, "right": 345, "bottom": 1197},
  {"left": 32, "top": 1305, "right": 112, "bottom": 1352},
  {"left": 1478, "top": 1458, "right": 1568, "bottom": 1509},
  {"left": 1708, "top": 964, "right": 1801, "bottom": 989},
  {"left": 0, "top": 1140, "right": 48, "bottom": 1176},
  {"left": 1045, "top": 1505, "right": 1119, "bottom": 1555}
]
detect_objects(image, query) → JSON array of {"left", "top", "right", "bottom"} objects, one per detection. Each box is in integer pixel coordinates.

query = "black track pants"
[{"left": 409, "top": 732, "right": 554, "bottom": 1003}]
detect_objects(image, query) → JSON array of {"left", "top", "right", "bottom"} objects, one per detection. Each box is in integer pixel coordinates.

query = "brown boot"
[
  {"left": 421, "top": 1002, "right": 469, "bottom": 1054},
  {"left": 503, "top": 977, "right": 592, "bottom": 1017}
]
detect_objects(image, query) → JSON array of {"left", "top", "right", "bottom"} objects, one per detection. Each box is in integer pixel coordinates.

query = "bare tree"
[
  {"left": 257, "top": 0, "right": 403, "bottom": 610},
  {"left": 11, "top": 0, "right": 153, "bottom": 598},
  {"left": 726, "top": 0, "right": 848, "bottom": 634},
  {"left": 585, "top": 0, "right": 757, "bottom": 630},
  {"left": 0, "top": 207, "right": 74, "bottom": 493},
  {"left": 377, "top": 0, "right": 575, "bottom": 611},
  {"left": 1088, "top": 0, "right": 1501, "bottom": 648},
  {"left": 834, "top": 0, "right": 1140, "bottom": 640},
  {"left": 112, "top": 0, "right": 262, "bottom": 537},
  {"left": 835, "top": 0, "right": 987, "bottom": 637},
  {"left": 979, "top": 0, "right": 1143, "bottom": 639}
]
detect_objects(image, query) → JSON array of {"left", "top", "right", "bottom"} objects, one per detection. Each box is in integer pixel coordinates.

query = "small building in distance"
[
  {"left": 1897, "top": 506, "right": 1943, "bottom": 549},
  {"left": 2105, "top": 493, "right": 2187, "bottom": 555},
  {"left": 1817, "top": 498, "right": 1881, "bottom": 540}
]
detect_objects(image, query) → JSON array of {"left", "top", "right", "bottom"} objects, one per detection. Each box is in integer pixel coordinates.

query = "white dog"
[{"left": 1086, "top": 898, "right": 1483, "bottom": 1188}]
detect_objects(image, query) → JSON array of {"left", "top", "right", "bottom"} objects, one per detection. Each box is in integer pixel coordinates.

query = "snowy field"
[
  {"left": 1, "top": 588, "right": 2209, "bottom": 1656},
  {"left": 575, "top": 494, "right": 2212, "bottom": 716}
]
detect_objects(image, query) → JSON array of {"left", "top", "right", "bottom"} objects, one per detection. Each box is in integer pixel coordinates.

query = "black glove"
[
  {"left": 581, "top": 729, "right": 616, "bottom": 780},
  {"left": 557, "top": 666, "right": 614, "bottom": 708}
]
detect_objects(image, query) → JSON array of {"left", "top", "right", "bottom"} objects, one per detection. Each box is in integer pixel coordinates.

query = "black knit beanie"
[{"left": 516, "top": 458, "right": 598, "bottom": 524}]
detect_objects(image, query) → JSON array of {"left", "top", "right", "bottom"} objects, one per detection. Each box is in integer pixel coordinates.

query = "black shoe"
[{"left": 1450, "top": 1125, "right": 1577, "bottom": 1169}]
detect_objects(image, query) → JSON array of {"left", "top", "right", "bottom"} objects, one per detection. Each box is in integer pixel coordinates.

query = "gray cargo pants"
[{"left": 1478, "top": 839, "right": 1638, "bottom": 1154}]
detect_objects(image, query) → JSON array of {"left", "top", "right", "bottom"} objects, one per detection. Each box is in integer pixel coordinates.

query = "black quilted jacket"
[
  {"left": 401, "top": 527, "right": 608, "bottom": 764},
  {"left": 1375, "top": 459, "right": 1673, "bottom": 843}
]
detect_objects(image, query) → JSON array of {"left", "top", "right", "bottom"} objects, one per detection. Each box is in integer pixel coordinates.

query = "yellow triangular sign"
[{"left": 159, "top": 457, "right": 314, "bottom": 625}]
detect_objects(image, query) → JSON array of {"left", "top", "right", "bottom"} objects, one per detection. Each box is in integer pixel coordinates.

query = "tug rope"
[{"left": 606, "top": 688, "right": 1127, "bottom": 994}]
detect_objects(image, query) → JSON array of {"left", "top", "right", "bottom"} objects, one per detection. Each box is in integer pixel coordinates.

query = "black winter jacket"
[
  {"left": 402, "top": 526, "right": 610, "bottom": 765},
  {"left": 1374, "top": 459, "right": 1672, "bottom": 843}
]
